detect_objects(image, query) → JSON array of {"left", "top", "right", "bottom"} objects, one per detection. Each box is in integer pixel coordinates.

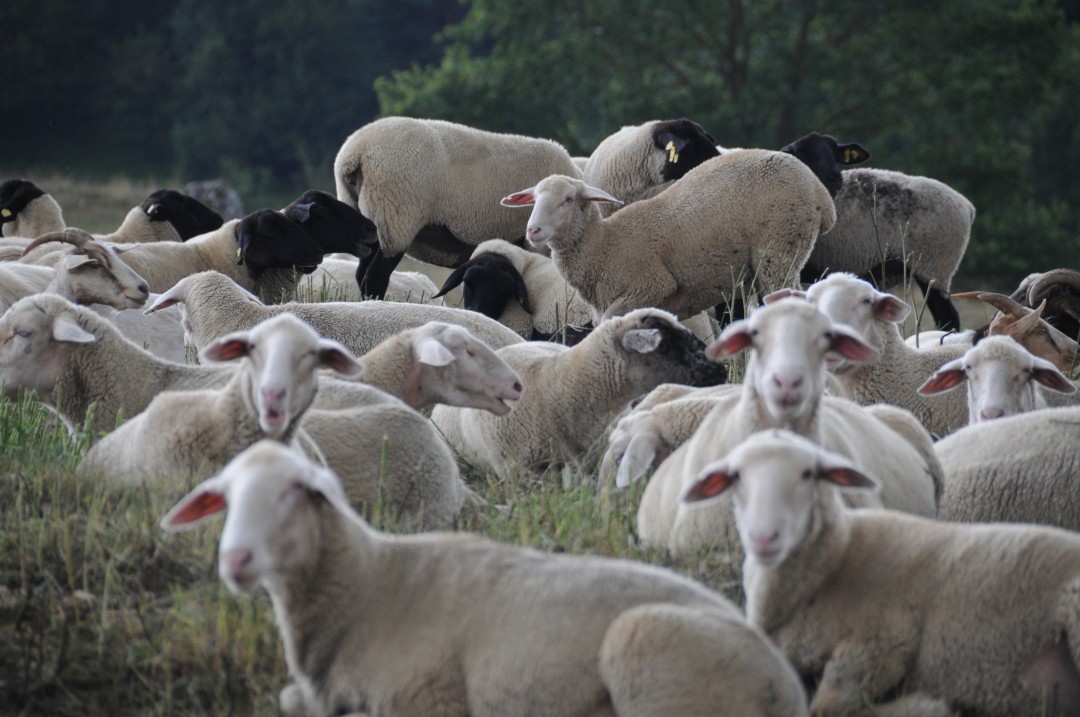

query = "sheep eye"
[
  {"left": 14, "top": 329, "right": 31, "bottom": 339},
  {"left": 561, "top": 196, "right": 574, "bottom": 206},
  {"left": 749, "top": 329, "right": 760, "bottom": 337},
  {"left": 801, "top": 469, "right": 813, "bottom": 480},
  {"left": 861, "top": 297, "right": 873, "bottom": 305}
]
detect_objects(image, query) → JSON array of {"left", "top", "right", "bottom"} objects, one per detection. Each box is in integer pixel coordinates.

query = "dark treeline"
[{"left": 3, "top": 0, "right": 1078, "bottom": 287}]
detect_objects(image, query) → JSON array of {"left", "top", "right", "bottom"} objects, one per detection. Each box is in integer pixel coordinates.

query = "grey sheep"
[
  {"left": 683, "top": 428, "right": 1080, "bottom": 716},
  {"left": 161, "top": 440, "right": 808, "bottom": 717},
  {"left": 333, "top": 116, "right": 582, "bottom": 299},
  {"left": 431, "top": 308, "right": 728, "bottom": 478},
  {"left": 502, "top": 149, "right": 835, "bottom": 322}
]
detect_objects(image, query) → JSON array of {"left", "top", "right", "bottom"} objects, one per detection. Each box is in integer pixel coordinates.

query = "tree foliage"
[{"left": 377, "top": 0, "right": 1080, "bottom": 287}]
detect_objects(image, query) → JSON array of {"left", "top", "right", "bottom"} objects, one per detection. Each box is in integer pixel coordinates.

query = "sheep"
[
  {"left": 89, "top": 295, "right": 188, "bottom": 363},
  {"left": 1009, "top": 268, "right": 1080, "bottom": 340},
  {"left": 356, "top": 321, "right": 522, "bottom": 413},
  {"left": 333, "top": 116, "right": 583, "bottom": 299},
  {"left": 161, "top": 439, "right": 808, "bottom": 717},
  {"left": 297, "top": 258, "right": 444, "bottom": 305},
  {"left": 637, "top": 297, "right": 942, "bottom": 556},
  {"left": 581, "top": 118, "right": 720, "bottom": 216},
  {"left": 805, "top": 272, "right": 970, "bottom": 436},
  {"left": 682, "top": 428, "right": 1080, "bottom": 716},
  {"left": 0, "top": 179, "right": 65, "bottom": 238},
  {"left": 918, "top": 335, "right": 1077, "bottom": 424},
  {"left": 501, "top": 149, "right": 836, "bottom": 322},
  {"left": 281, "top": 189, "right": 378, "bottom": 288},
  {"left": 779, "top": 133, "right": 974, "bottom": 331},
  {"left": 935, "top": 406, "right": 1080, "bottom": 531},
  {"left": 145, "top": 271, "right": 525, "bottom": 359},
  {"left": 433, "top": 238, "right": 594, "bottom": 342},
  {"left": 430, "top": 308, "right": 728, "bottom": 478}
]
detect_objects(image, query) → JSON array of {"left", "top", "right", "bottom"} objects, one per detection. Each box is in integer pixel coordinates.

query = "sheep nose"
[
  {"left": 771, "top": 374, "right": 803, "bottom": 394},
  {"left": 748, "top": 529, "right": 780, "bottom": 553},
  {"left": 137, "top": 283, "right": 150, "bottom": 297},
  {"left": 512, "top": 380, "right": 523, "bottom": 393},
  {"left": 980, "top": 407, "right": 1005, "bottom": 421},
  {"left": 262, "top": 386, "right": 287, "bottom": 404},
  {"left": 221, "top": 548, "right": 253, "bottom": 579},
  {"left": 526, "top": 225, "right": 542, "bottom": 238}
]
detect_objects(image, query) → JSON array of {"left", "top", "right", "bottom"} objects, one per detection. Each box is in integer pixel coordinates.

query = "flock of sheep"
[{"left": 2, "top": 113, "right": 1080, "bottom": 716}]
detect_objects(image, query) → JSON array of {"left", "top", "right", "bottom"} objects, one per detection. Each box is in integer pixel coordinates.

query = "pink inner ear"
[
  {"left": 1033, "top": 367, "right": 1077, "bottom": 393},
  {"left": 706, "top": 331, "right": 752, "bottom": 361},
  {"left": 501, "top": 193, "right": 536, "bottom": 207},
  {"left": 167, "top": 491, "right": 226, "bottom": 526},
  {"left": 820, "top": 466, "right": 874, "bottom": 489},
  {"left": 684, "top": 471, "right": 735, "bottom": 502},
  {"left": 918, "top": 369, "right": 966, "bottom": 395},
  {"left": 148, "top": 297, "right": 180, "bottom": 313},
  {"left": 831, "top": 334, "right": 877, "bottom": 363},
  {"left": 205, "top": 338, "right": 250, "bottom": 362},
  {"left": 320, "top": 347, "right": 362, "bottom": 375}
]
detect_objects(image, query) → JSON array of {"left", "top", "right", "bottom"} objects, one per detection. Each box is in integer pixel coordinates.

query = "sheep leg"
[
  {"left": 810, "top": 641, "right": 912, "bottom": 717},
  {"left": 915, "top": 278, "right": 960, "bottom": 331},
  {"left": 358, "top": 246, "right": 404, "bottom": 300}
]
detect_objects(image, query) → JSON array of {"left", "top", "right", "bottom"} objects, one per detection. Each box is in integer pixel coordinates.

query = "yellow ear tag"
[
  {"left": 843, "top": 148, "right": 858, "bottom": 163},
  {"left": 666, "top": 140, "right": 680, "bottom": 164},
  {"left": 1, "top": 209, "right": 11, "bottom": 218},
  {"left": 236, "top": 247, "right": 242, "bottom": 259}
]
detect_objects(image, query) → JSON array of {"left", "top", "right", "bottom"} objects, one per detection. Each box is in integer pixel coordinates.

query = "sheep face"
[
  {"left": 235, "top": 209, "right": 324, "bottom": 279},
  {"left": 64, "top": 243, "right": 151, "bottom": 309},
  {"left": 0, "top": 179, "right": 46, "bottom": 227},
  {"left": 434, "top": 252, "right": 531, "bottom": 318},
  {"left": 501, "top": 176, "right": 622, "bottom": 249},
  {"left": 613, "top": 309, "right": 728, "bottom": 388},
  {"left": 806, "top": 273, "right": 910, "bottom": 370},
  {"left": 706, "top": 298, "right": 877, "bottom": 423},
  {"left": 0, "top": 297, "right": 96, "bottom": 399},
  {"left": 283, "top": 190, "right": 377, "bottom": 259},
  {"left": 141, "top": 189, "right": 224, "bottom": 241},
  {"left": 201, "top": 313, "right": 363, "bottom": 438},
  {"left": 779, "top": 132, "right": 870, "bottom": 198},
  {"left": 652, "top": 118, "right": 721, "bottom": 183},
  {"left": 412, "top": 323, "right": 523, "bottom": 415},
  {"left": 682, "top": 431, "right": 877, "bottom": 567},
  {"left": 162, "top": 441, "right": 351, "bottom": 594}
]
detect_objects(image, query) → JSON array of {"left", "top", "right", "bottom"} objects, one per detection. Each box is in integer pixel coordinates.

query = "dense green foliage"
[{"left": 2, "top": 0, "right": 1077, "bottom": 285}]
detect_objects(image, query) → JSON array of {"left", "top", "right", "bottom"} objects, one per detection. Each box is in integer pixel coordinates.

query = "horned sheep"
[
  {"left": 333, "top": 116, "right": 583, "bottom": 299},
  {"left": 430, "top": 308, "right": 728, "bottom": 478},
  {"left": 682, "top": 429, "right": 1080, "bottom": 716},
  {"left": 637, "top": 297, "right": 942, "bottom": 556},
  {"left": 161, "top": 439, "right": 808, "bottom": 717},
  {"left": 502, "top": 149, "right": 836, "bottom": 322}
]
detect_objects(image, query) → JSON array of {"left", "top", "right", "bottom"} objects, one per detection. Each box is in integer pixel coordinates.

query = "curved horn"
[
  {"left": 970, "top": 292, "right": 1028, "bottom": 319},
  {"left": 1008, "top": 299, "right": 1046, "bottom": 335},
  {"left": 1026, "top": 268, "right": 1080, "bottom": 307},
  {"left": 21, "top": 228, "right": 94, "bottom": 257}
]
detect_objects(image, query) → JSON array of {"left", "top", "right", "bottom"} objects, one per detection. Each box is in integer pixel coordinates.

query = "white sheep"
[
  {"left": 919, "top": 335, "right": 1077, "bottom": 423},
  {"left": 161, "top": 439, "right": 808, "bottom": 717},
  {"left": 936, "top": 405, "right": 1080, "bottom": 531},
  {"left": 806, "top": 272, "right": 970, "bottom": 436},
  {"left": 333, "top": 116, "right": 582, "bottom": 299},
  {"left": 297, "top": 258, "right": 444, "bottom": 305},
  {"left": 431, "top": 307, "right": 728, "bottom": 478},
  {"left": 145, "top": 271, "right": 525, "bottom": 359},
  {"left": 581, "top": 118, "right": 721, "bottom": 215},
  {"left": 0, "top": 179, "right": 65, "bottom": 238},
  {"left": 502, "top": 149, "right": 835, "bottom": 321},
  {"left": 682, "top": 428, "right": 1080, "bottom": 716},
  {"left": 433, "top": 238, "right": 594, "bottom": 341},
  {"left": 637, "top": 297, "right": 942, "bottom": 555}
]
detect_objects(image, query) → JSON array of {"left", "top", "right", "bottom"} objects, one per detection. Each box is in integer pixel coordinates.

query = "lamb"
[
  {"left": 918, "top": 335, "right": 1077, "bottom": 423},
  {"left": 0, "top": 179, "right": 65, "bottom": 238},
  {"left": 935, "top": 406, "right": 1080, "bottom": 531},
  {"left": 161, "top": 439, "right": 808, "bottom": 717},
  {"left": 637, "top": 297, "right": 942, "bottom": 556},
  {"left": 682, "top": 428, "right": 1080, "bottom": 716},
  {"left": 501, "top": 149, "right": 835, "bottom": 322},
  {"left": 806, "top": 272, "right": 970, "bottom": 436},
  {"left": 297, "top": 258, "right": 444, "bottom": 305},
  {"left": 430, "top": 308, "right": 728, "bottom": 478},
  {"left": 581, "top": 118, "right": 721, "bottom": 216},
  {"left": 333, "top": 116, "right": 583, "bottom": 299},
  {"left": 433, "top": 238, "right": 594, "bottom": 342},
  {"left": 145, "top": 271, "right": 525, "bottom": 358},
  {"left": 780, "top": 132, "right": 975, "bottom": 331}
]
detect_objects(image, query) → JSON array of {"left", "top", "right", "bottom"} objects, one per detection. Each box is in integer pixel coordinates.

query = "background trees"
[{"left": 2, "top": 0, "right": 1076, "bottom": 287}]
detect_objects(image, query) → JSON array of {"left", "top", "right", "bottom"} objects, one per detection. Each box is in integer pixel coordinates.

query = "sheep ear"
[
  {"left": 513, "top": 271, "right": 533, "bottom": 314},
  {"left": 52, "top": 315, "right": 96, "bottom": 344},
  {"left": 656, "top": 131, "right": 689, "bottom": 154},
  {"left": 828, "top": 325, "right": 878, "bottom": 363},
  {"left": 817, "top": 454, "right": 878, "bottom": 490},
  {"left": 836, "top": 143, "right": 870, "bottom": 165},
  {"left": 289, "top": 201, "right": 314, "bottom": 224},
  {"left": 622, "top": 328, "right": 662, "bottom": 354},
  {"left": 501, "top": 189, "right": 537, "bottom": 207},
  {"left": 873, "top": 294, "right": 911, "bottom": 323},
  {"left": 161, "top": 477, "right": 228, "bottom": 531},
  {"left": 616, "top": 433, "right": 658, "bottom": 488},
  {"left": 706, "top": 320, "right": 752, "bottom": 360},
  {"left": 301, "top": 464, "right": 354, "bottom": 518},
  {"left": 1031, "top": 357, "right": 1076, "bottom": 394},
  {"left": 581, "top": 185, "right": 623, "bottom": 205},
  {"left": 144, "top": 282, "right": 186, "bottom": 315},
  {"left": 318, "top": 339, "right": 363, "bottom": 376},
  {"left": 763, "top": 288, "right": 807, "bottom": 304},
  {"left": 62, "top": 254, "right": 98, "bottom": 271},
  {"left": 683, "top": 461, "right": 737, "bottom": 504},
  {"left": 202, "top": 333, "right": 252, "bottom": 363},
  {"left": 433, "top": 263, "right": 468, "bottom": 298},
  {"left": 415, "top": 336, "right": 456, "bottom": 367},
  {"left": 917, "top": 358, "right": 967, "bottom": 395}
]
